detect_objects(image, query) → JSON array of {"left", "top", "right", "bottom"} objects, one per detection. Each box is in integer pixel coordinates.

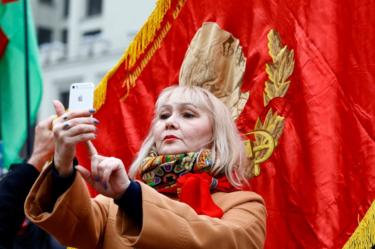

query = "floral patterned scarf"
[{"left": 139, "top": 149, "right": 236, "bottom": 218}]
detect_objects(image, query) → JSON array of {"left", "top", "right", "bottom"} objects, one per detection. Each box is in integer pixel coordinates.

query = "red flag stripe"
[
  {"left": 0, "top": 28, "right": 8, "bottom": 58},
  {"left": 2, "top": 0, "right": 18, "bottom": 4}
]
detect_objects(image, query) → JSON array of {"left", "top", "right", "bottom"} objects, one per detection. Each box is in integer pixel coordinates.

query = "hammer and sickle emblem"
[{"left": 243, "top": 130, "right": 275, "bottom": 176}]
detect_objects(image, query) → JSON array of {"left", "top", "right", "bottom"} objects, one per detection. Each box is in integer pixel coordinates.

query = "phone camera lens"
[{"left": 72, "top": 86, "right": 75, "bottom": 89}]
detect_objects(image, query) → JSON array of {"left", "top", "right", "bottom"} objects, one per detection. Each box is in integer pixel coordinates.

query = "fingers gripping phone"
[{"left": 68, "top": 83, "right": 94, "bottom": 111}]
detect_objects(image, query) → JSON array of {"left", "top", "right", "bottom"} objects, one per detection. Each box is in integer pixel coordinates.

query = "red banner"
[
  {"left": 2, "top": 0, "right": 17, "bottom": 4},
  {"left": 77, "top": 0, "right": 375, "bottom": 248},
  {"left": 0, "top": 28, "right": 7, "bottom": 58}
]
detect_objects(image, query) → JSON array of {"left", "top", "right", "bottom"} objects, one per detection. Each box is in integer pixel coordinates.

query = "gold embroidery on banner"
[
  {"left": 179, "top": 26, "right": 293, "bottom": 177},
  {"left": 125, "top": 0, "right": 171, "bottom": 69},
  {"left": 254, "top": 109, "right": 285, "bottom": 148},
  {"left": 121, "top": 22, "right": 172, "bottom": 99},
  {"left": 243, "top": 29, "right": 293, "bottom": 177},
  {"left": 173, "top": 0, "right": 186, "bottom": 19},
  {"left": 245, "top": 109, "right": 285, "bottom": 176},
  {"left": 264, "top": 29, "right": 295, "bottom": 106},
  {"left": 94, "top": 0, "right": 186, "bottom": 110},
  {"left": 243, "top": 130, "right": 275, "bottom": 177},
  {"left": 179, "top": 22, "right": 250, "bottom": 120}
]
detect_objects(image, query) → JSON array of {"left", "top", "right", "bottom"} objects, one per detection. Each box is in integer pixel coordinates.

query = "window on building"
[
  {"left": 83, "top": 29, "right": 101, "bottom": 37},
  {"left": 63, "top": 0, "right": 69, "bottom": 18},
  {"left": 39, "top": 0, "right": 53, "bottom": 5},
  {"left": 86, "top": 0, "right": 102, "bottom": 17},
  {"left": 37, "top": 27, "right": 52, "bottom": 45},
  {"left": 62, "top": 29, "right": 68, "bottom": 44}
]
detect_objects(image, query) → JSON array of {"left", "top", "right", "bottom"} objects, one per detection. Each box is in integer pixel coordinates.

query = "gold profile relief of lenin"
[{"left": 179, "top": 22, "right": 250, "bottom": 120}]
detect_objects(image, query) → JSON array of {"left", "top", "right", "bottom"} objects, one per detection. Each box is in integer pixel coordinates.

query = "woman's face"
[{"left": 152, "top": 93, "right": 213, "bottom": 155}]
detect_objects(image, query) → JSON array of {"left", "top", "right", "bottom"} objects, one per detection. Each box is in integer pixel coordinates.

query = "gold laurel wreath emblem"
[{"left": 244, "top": 29, "right": 295, "bottom": 177}]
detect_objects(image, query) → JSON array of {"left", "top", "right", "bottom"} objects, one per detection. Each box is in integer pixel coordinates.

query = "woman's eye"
[
  {"left": 159, "top": 113, "right": 170, "bottom": 120},
  {"left": 182, "top": 112, "right": 195, "bottom": 118}
]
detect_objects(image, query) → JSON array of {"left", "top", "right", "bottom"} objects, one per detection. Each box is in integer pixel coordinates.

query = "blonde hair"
[{"left": 129, "top": 85, "right": 250, "bottom": 187}]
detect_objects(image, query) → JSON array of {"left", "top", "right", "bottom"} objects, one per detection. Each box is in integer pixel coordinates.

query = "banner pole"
[{"left": 23, "top": 0, "right": 32, "bottom": 158}]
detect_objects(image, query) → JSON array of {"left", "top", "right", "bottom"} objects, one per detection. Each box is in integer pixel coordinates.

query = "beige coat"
[{"left": 25, "top": 166, "right": 266, "bottom": 249}]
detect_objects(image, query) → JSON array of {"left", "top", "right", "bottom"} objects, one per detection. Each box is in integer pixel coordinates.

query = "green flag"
[{"left": 0, "top": 0, "right": 42, "bottom": 169}]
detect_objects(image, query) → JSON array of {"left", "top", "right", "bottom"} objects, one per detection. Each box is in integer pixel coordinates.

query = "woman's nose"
[{"left": 165, "top": 115, "right": 179, "bottom": 129}]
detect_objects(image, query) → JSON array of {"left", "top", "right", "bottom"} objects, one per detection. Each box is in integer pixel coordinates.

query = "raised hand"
[
  {"left": 52, "top": 102, "right": 98, "bottom": 176},
  {"left": 27, "top": 100, "right": 65, "bottom": 171},
  {"left": 76, "top": 141, "right": 131, "bottom": 199}
]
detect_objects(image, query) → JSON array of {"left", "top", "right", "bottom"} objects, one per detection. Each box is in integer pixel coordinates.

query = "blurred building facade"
[{"left": 30, "top": 0, "right": 155, "bottom": 120}]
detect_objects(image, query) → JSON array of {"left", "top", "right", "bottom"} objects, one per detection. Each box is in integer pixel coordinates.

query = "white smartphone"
[{"left": 68, "top": 82, "right": 94, "bottom": 111}]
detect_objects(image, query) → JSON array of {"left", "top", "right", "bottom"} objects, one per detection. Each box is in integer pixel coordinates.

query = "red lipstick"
[{"left": 164, "top": 135, "right": 178, "bottom": 141}]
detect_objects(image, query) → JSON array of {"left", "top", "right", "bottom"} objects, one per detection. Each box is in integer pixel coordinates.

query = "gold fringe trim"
[
  {"left": 121, "top": 22, "right": 172, "bottom": 100},
  {"left": 94, "top": 0, "right": 187, "bottom": 110},
  {"left": 343, "top": 201, "right": 375, "bottom": 249},
  {"left": 94, "top": 76, "right": 107, "bottom": 110},
  {"left": 124, "top": 0, "right": 171, "bottom": 69}
]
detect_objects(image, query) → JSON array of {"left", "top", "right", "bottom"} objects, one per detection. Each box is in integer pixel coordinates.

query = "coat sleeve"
[
  {"left": 0, "top": 163, "right": 39, "bottom": 249},
  {"left": 116, "top": 182, "right": 266, "bottom": 249},
  {"left": 24, "top": 165, "right": 110, "bottom": 249}
]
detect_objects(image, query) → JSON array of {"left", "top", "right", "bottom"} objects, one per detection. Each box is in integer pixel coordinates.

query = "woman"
[{"left": 25, "top": 86, "right": 266, "bottom": 249}]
